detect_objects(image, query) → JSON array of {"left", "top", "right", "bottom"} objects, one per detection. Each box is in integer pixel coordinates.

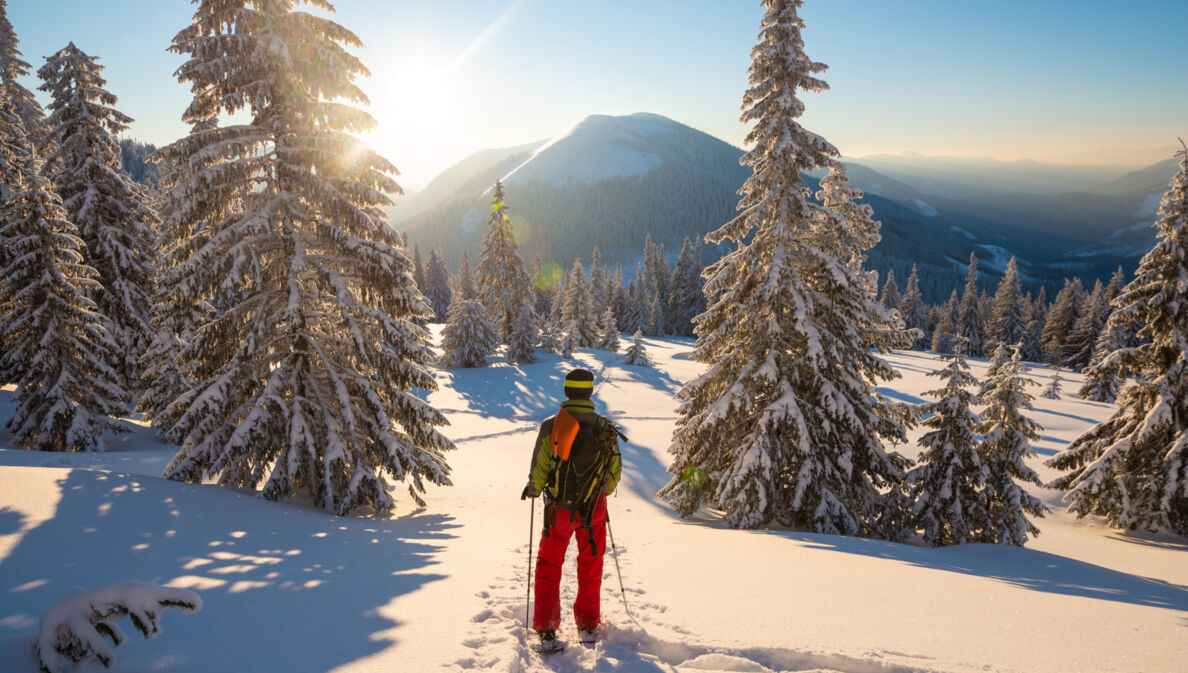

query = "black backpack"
[
  {"left": 543, "top": 412, "right": 624, "bottom": 554},
  {"left": 550, "top": 416, "right": 613, "bottom": 511}
]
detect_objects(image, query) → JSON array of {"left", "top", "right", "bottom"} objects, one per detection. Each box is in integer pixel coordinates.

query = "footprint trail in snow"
[{"left": 446, "top": 538, "right": 939, "bottom": 673}]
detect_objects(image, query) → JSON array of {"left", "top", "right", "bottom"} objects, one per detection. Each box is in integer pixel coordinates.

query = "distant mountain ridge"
[
  {"left": 398, "top": 112, "right": 749, "bottom": 277},
  {"left": 396, "top": 112, "right": 1180, "bottom": 303}
]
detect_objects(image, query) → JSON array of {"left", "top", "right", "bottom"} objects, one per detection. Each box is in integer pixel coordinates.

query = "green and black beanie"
[{"left": 563, "top": 369, "right": 595, "bottom": 399}]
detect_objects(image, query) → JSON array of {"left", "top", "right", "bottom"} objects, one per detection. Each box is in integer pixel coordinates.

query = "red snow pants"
[{"left": 532, "top": 494, "right": 607, "bottom": 631}]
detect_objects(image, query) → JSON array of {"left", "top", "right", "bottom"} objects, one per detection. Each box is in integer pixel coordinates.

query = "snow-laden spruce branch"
[{"left": 35, "top": 582, "right": 201, "bottom": 673}]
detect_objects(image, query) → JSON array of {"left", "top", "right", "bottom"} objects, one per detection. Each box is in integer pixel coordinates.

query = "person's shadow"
[{"left": 0, "top": 468, "right": 458, "bottom": 672}]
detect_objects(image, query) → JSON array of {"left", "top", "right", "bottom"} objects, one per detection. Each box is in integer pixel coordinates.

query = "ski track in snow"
[{"left": 448, "top": 540, "right": 937, "bottom": 673}]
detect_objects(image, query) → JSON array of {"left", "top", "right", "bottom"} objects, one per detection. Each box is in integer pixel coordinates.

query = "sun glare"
[{"left": 363, "top": 63, "right": 457, "bottom": 152}]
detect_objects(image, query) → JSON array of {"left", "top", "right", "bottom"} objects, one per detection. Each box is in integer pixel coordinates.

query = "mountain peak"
[{"left": 500, "top": 112, "right": 728, "bottom": 187}]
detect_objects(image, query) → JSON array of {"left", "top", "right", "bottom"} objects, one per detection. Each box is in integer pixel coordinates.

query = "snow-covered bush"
[{"left": 35, "top": 582, "right": 201, "bottom": 673}]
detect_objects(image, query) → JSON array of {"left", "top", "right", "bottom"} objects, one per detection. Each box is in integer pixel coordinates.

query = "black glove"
[{"left": 521, "top": 482, "right": 539, "bottom": 500}]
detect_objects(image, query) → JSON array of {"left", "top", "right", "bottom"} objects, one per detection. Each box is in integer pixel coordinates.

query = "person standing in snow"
[{"left": 521, "top": 368, "right": 623, "bottom": 648}]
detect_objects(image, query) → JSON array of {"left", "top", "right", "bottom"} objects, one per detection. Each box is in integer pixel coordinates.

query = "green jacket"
[{"left": 527, "top": 399, "right": 622, "bottom": 498}]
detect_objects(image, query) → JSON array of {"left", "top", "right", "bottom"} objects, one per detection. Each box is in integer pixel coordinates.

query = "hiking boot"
[
  {"left": 577, "top": 626, "right": 598, "bottom": 644},
  {"left": 533, "top": 629, "right": 562, "bottom": 653}
]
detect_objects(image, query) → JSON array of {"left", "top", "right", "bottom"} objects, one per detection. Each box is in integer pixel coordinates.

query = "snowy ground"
[{"left": 1, "top": 335, "right": 1185, "bottom": 673}]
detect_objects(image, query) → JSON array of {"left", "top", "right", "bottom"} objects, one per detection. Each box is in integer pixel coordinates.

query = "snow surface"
[{"left": 1, "top": 338, "right": 1186, "bottom": 673}]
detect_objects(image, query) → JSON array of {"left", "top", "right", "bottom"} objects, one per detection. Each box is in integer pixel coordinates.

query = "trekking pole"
[
  {"left": 526, "top": 498, "right": 535, "bottom": 633},
  {"left": 605, "top": 512, "right": 643, "bottom": 629}
]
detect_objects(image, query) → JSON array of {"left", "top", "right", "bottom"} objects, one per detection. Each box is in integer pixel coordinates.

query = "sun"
[{"left": 360, "top": 61, "right": 457, "bottom": 155}]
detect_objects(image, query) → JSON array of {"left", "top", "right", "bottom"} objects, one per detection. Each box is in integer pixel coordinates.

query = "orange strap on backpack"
[{"left": 551, "top": 410, "right": 581, "bottom": 460}]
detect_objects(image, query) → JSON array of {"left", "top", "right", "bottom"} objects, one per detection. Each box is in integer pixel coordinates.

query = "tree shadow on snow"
[
  {"left": 875, "top": 386, "right": 926, "bottom": 406},
  {"left": 1031, "top": 406, "right": 1100, "bottom": 425},
  {"left": 1106, "top": 529, "right": 1188, "bottom": 551},
  {"left": 436, "top": 355, "right": 578, "bottom": 423},
  {"left": 608, "top": 362, "right": 684, "bottom": 398},
  {"left": 1032, "top": 438, "right": 1065, "bottom": 456},
  {"left": 783, "top": 533, "right": 1188, "bottom": 612},
  {"left": 0, "top": 468, "right": 458, "bottom": 673},
  {"left": 607, "top": 431, "right": 675, "bottom": 515},
  {"left": 0, "top": 507, "right": 23, "bottom": 536}
]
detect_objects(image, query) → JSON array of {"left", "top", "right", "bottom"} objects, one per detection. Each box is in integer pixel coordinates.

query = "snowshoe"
[
  {"left": 532, "top": 629, "right": 564, "bottom": 654},
  {"left": 577, "top": 626, "right": 599, "bottom": 647}
]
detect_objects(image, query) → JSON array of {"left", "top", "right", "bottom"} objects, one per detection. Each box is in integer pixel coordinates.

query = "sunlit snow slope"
[{"left": 1, "top": 335, "right": 1185, "bottom": 673}]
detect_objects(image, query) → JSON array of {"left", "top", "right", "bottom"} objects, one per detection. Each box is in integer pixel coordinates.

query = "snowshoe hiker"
[{"left": 521, "top": 368, "right": 623, "bottom": 644}]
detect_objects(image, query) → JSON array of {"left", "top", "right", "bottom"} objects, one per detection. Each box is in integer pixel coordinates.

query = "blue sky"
[{"left": 9, "top": 0, "right": 1186, "bottom": 190}]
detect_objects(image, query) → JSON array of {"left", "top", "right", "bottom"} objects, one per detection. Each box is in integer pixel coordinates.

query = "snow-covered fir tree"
[
  {"left": 979, "top": 341, "right": 1012, "bottom": 397},
  {"left": 1078, "top": 319, "right": 1126, "bottom": 403},
  {"left": 989, "top": 256, "right": 1026, "bottom": 352},
  {"left": 0, "top": 136, "right": 128, "bottom": 451},
  {"left": 504, "top": 296, "right": 538, "bottom": 364},
  {"left": 1104, "top": 265, "right": 1126, "bottom": 307},
  {"left": 476, "top": 180, "right": 535, "bottom": 343},
  {"left": 930, "top": 289, "right": 959, "bottom": 354},
  {"left": 898, "top": 264, "right": 929, "bottom": 350},
  {"left": 135, "top": 117, "right": 215, "bottom": 428},
  {"left": 1019, "top": 290, "right": 1048, "bottom": 364},
  {"left": 622, "top": 330, "right": 651, "bottom": 366},
  {"left": 880, "top": 269, "right": 900, "bottom": 310},
  {"left": 412, "top": 244, "right": 426, "bottom": 292},
  {"left": 536, "top": 320, "right": 562, "bottom": 356},
  {"left": 558, "top": 317, "right": 579, "bottom": 359},
  {"left": 667, "top": 236, "right": 705, "bottom": 336},
  {"left": 561, "top": 258, "right": 599, "bottom": 347},
  {"left": 976, "top": 347, "right": 1046, "bottom": 545},
  {"left": 620, "top": 281, "right": 647, "bottom": 335},
  {"left": 1041, "top": 368, "right": 1063, "bottom": 400},
  {"left": 0, "top": 88, "right": 27, "bottom": 334},
  {"left": 438, "top": 297, "right": 499, "bottom": 369},
  {"left": 0, "top": 1, "right": 44, "bottom": 157},
  {"left": 977, "top": 290, "right": 994, "bottom": 336},
  {"left": 1065, "top": 279, "right": 1107, "bottom": 371},
  {"left": 532, "top": 255, "right": 557, "bottom": 318},
  {"left": 39, "top": 43, "right": 158, "bottom": 392},
  {"left": 905, "top": 346, "right": 986, "bottom": 546},
  {"left": 658, "top": 0, "right": 909, "bottom": 534},
  {"left": 1042, "top": 277, "right": 1083, "bottom": 365},
  {"left": 1030, "top": 286, "right": 1048, "bottom": 329},
  {"left": 423, "top": 248, "right": 451, "bottom": 322},
  {"left": 158, "top": 0, "right": 453, "bottom": 514},
  {"left": 455, "top": 250, "right": 477, "bottom": 302},
  {"left": 640, "top": 234, "right": 669, "bottom": 336},
  {"left": 610, "top": 261, "right": 628, "bottom": 327},
  {"left": 646, "top": 292, "right": 665, "bottom": 338},
  {"left": 589, "top": 246, "right": 609, "bottom": 318},
  {"left": 955, "top": 253, "right": 984, "bottom": 357},
  {"left": 1047, "top": 144, "right": 1188, "bottom": 536},
  {"left": 814, "top": 163, "right": 881, "bottom": 277},
  {"left": 596, "top": 306, "right": 621, "bottom": 353}
]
